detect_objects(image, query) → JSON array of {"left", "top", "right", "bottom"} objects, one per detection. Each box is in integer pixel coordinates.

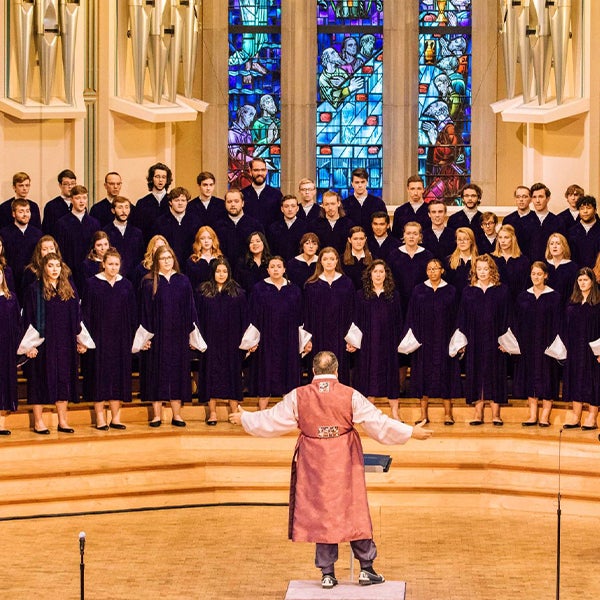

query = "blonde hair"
[
  {"left": 142, "top": 235, "right": 170, "bottom": 269},
  {"left": 448, "top": 227, "right": 478, "bottom": 270},
  {"left": 492, "top": 224, "right": 522, "bottom": 259},
  {"left": 544, "top": 233, "right": 571, "bottom": 261},
  {"left": 469, "top": 254, "right": 501, "bottom": 286}
]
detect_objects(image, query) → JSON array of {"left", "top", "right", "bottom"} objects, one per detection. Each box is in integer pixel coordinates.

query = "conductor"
[{"left": 229, "top": 350, "right": 432, "bottom": 589}]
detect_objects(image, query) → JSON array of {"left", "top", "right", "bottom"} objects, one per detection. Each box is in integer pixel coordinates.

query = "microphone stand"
[
  {"left": 79, "top": 533, "right": 85, "bottom": 600},
  {"left": 556, "top": 429, "right": 563, "bottom": 600}
]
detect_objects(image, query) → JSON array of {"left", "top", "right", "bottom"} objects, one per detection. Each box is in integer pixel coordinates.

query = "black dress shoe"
[
  {"left": 171, "top": 418, "right": 186, "bottom": 427},
  {"left": 581, "top": 425, "right": 598, "bottom": 431},
  {"left": 206, "top": 420, "right": 217, "bottom": 426},
  {"left": 415, "top": 418, "right": 429, "bottom": 425},
  {"left": 0, "top": 429, "right": 11, "bottom": 435},
  {"left": 521, "top": 421, "right": 538, "bottom": 427},
  {"left": 469, "top": 419, "right": 484, "bottom": 426},
  {"left": 57, "top": 426, "right": 75, "bottom": 433},
  {"left": 109, "top": 423, "right": 126, "bottom": 430},
  {"left": 562, "top": 422, "right": 580, "bottom": 429},
  {"left": 95, "top": 425, "right": 109, "bottom": 431},
  {"left": 34, "top": 428, "right": 50, "bottom": 435},
  {"left": 149, "top": 420, "right": 162, "bottom": 428},
  {"left": 444, "top": 419, "right": 455, "bottom": 426},
  {"left": 492, "top": 419, "right": 504, "bottom": 427},
  {"left": 538, "top": 422, "right": 551, "bottom": 428}
]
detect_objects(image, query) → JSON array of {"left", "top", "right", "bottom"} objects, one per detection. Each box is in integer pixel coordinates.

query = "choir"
[{"left": 2, "top": 166, "right": 600, "bottom": 437}]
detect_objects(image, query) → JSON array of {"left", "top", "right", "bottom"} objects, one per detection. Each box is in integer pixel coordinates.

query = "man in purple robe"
[
  {"left": 230, "top": 351, "right": 432, "bottom": 589},
  {"left": 342, "top": 168, "right": 387, "bottom": 233},
  {"left": 267, "top": 195, "right": 307, "bottom": 261},
  {"left": 503, "top": 185, "right": 536, "bottom": 255},
  {"left": 313, "top": 191, "right": 354, "bottom": 255},
  {"left": 422, "top": 200, "right": 456, "bottom": 260},
  {"left": 188, "top": 171, "right": 227, "bottom": 228},
  {"left": 297, "top": 178, "right": 322, "bottom": 223},
  {"left": 447, "top": 183, "right": 483, "bottom": 233},
  {"left": 556, "top": 183, "right": 584, "bottom": 233},
  {"left": 241, "top": 157, "right": 283, "bottom": 228},
  {"left": 0, "top": 172, "right": 42, "bottom": 230},
  {"left": 42, "top": 169, "right": 77, "bottom": 234},
  {"left": 567, "top": 195, "right": 600, "bottom": 269},
  {"left": 367, "top": 211, "right": 399, "bottom": 262},
  {"left": 90, "top": 172, "right": 130, "bottom": 227},
  {"left": 523, "top": 182, "right": 564, "bottom": 262},
  {"left": 391, "top": 175, "right": 431, "bottom": 239}
]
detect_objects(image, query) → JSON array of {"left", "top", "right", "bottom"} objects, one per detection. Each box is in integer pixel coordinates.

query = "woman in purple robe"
[
  {"left": 562, "top": 267, "right": 600, "bottom": 430},
  {"left": 195, "top": 257, "right": 248, "bottom": 425},
  {"left": 286, "top": 232, "right": 319, "bottom": 288},
  {"left": 23, "top": 253, "right": 88, "bottom": 434},
  {"left": 511, "top": 262, "right": 562, "bottom": 427},
  {"left": 81, "top": 248, "right": 137, "bottom": 430},
  {"left": 346, "top": 260, "right": 403, "bottom": 420},
  {"left": 247, "top": 256, "right": 310, "bottom": 409},
  {"left": 0, "top": 265, "right": 20, "bottom": 435},
  {"left": 545, "top": 233, "right": 578, "bottom": 307},
  {"left": 491, "top": 224, "right": 530, "bottom": 301},
  {"left": 21, "top": 235, "right": 62, "bottom": 293},
  {"left": 185, "top": 226, "right": 223, "bottom": 290},
  {"left": 139, "top": 245, "right": 199, "bottom": 427},
  {"left": 235, "top": 231, "right": 271, "bottom": 295},
  {"left": 131, "top": 234, "right": 170, "bottom": 298},
  {"left": 79, "top": 231, "right": 110, "bottom": 295},
  {"left": 342, "top": 226, "right": 373, "bottom": 290},
  {"left": 444, "top": 226, "right": 478, "bottom": 299},
  {"left": 303, "top": 247, "right": 355, "bottom": 384},
  {"left": 399, "top": 258, "right": 460, "bottom": 425},
  {"left": 454, "top": 254, "right": 511, "bottom": 425}
]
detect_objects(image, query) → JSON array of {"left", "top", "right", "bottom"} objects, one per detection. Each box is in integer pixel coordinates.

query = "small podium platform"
[{"left": 284, "top": 580, "right": 406, "bottom": 599}]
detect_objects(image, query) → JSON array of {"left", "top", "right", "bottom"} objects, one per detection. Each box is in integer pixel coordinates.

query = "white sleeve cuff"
[
  {"left": 344, "top": 322, "right": 363, "bottom": 349},
  {"left": 397, "top": 328, "right": 421, "bottom": 354}
]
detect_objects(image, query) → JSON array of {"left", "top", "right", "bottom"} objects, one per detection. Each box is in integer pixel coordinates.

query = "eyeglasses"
[
  {"left": 299, "top": 187, "right": 315, "bottom": 192},
  {"left": 158, "top": 256, "right": 174, "bottom": 261},
  {"left": 427, "top": 267, "right": 442, "bottom": 271}
]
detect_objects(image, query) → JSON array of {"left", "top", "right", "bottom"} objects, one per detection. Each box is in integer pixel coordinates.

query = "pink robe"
[{"left": 240, "top": 375, "right": 413, "bottom": 544}]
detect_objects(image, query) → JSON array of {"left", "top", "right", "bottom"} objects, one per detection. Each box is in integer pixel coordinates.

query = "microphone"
[{"left": 79, "top": 531, "right": 86, "bottom": 553}]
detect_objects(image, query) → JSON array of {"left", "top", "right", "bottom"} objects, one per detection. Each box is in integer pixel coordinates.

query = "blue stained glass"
[
  {"left": 418, "top": 1, "right": 472, "bottom": 204},
  {"left": 228, "top": 1, "right": 281, "bottom": 189},
  {"left": 316, "top": 2, "right": 384, "bottom": 200}
]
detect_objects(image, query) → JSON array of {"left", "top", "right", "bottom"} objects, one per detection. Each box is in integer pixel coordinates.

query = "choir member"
[
  {"left": 81, "top": 248, "right": 137, "bottom": 430},
  {"left": 556, "top": 183, "right": 584, "bottom": 233},
  {"left": 503, "top": 185, "right": 535, "bottom": 253},
  {"left": 214, "top": 188, "right": 264, "bottom": 266},
  {"left": 267, "top": 194, "right": 306, "bottom": 261},
  {"left": 246, "top": 256, "right": 309, "bottom": 409},
  {"left": 545, "top": 233, "right": 578, "bottom": 307},
  {"left": 346, "top": 260, "right": 403, "bottom": 420},
  {"left": 447, "top": 184, "right": 483, "bottom": 233},
  {"left": 185, "top": 226, "right": 223, "bottom": 290},
  {"left": 0, "top": 198, "right": 43, "bottom": 300},
  {"left": 342, "top": 167, "right": 386, "bottom": 232},
  {"left": 131, "top": 234, "right": 170, "bottom": 295},
  {"left": 286, "top": 232, "right": 319, "bottom": 288},
  {"left": 342, "top": 226, "right": 373, "bottom": 290},
  {"left": 313, "top": 190, "right": 355, "bottom": 255},
  {"left": 524, "top": 182, "right": 563, "bottom": 261},
  {"left": 139, "top": 245, "right": 200, "bottom": 427},
  {"left": 241, "top": 158, "right": 283, "bottom": 228},
  {"left": 368, "top": 211, "right": 399, "bottom": 262},
  {"left": 453, "top": 254, "right": 511, "bottom": 425},
  {"left": 297, "top": 178, "right": 321, "bottom": 223},
  {"left": 103, "top": 196, "right": 144, "bottom": 281},
  {"left": 422, "top": 200, "right": 455, "bottom": 260},
  {"left": 445, "top": 226, "right": 478, "bottom": 298},
  {"left": 22, "top": 253, "right": 90, "bottom": 434},
  {"left": 0, "top": 236, "right": 15, "bottom": 293},
  {"left": 132, "top": 162, "right": 172, "bottom": 243},
  {"left": 303, "top": 248, "right": 355, "bottom": 384},
  {"left": 196, "top": 258, "right": 248, "bottom": 425},
  {"left": 80, "top": 230, "right": 110, "bottom": 286},
  {"left": 562, "top": 267, "right": 600, "bottom": 430},
  {"left": 491, "top": 224, "right": 530, "bottom": 301},
  {"left": 399, "top": 258, "right": 460, "bottom": 425},
  {"left": 567, "top": 195, "right": 600, "bottom": 268},
  {"left": 0, "top": 171, "right": 42, "bottom": 230},
  {"left": 235, "top": 231, "right": 271, "bottom": 294},
  {"left": 188, "top": 171, "right": 227, "bottom": 228},
  {"left": 475, "top": 212, "right": 498, "bottom": 255},
  {"left": 21, "top": 235, "right": 61, "bottom": 292},
  {"left": 42, "top": 169, "right": 76, "bottom": 234},
  {"left": 0, "top": 265, "right": 20, "bottom": 435},
  {"left": 511, "top": 262, "right": 562, "bottom": 427},
  {"left": 391, "top": 175, "right": 431, "bottom": 238},
  {"left": 90, "top": 172, "right": 125, "bottom": 227}
]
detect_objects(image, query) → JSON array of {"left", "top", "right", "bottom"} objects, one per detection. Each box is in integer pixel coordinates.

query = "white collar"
[
  {"left": 548, "top": 258, "right": 571, "bottom": 266},
  {"left": 170, "top": 209, "right": 186, "bottom": 223},
  {"left": 253, "top": 183, "right": 266, "bottom": 195},
  {"left": 312, "top": 374, "right": 337, "bottom": 381},
  {"left": 474, "top": 281, "right": 497, "bottom": 290},
  {"left": 351, "top": 251, "right": 366, "bottom": 260},
  {"left": 527, "top": 285, "right": 554, "bottom": 295},
  {"left": 319, "top": 272, "right": 342, "bottom": 283},
  {"left": 159, "top": 271, "right": 176, "bottom": 281},
  {"left": 265, "top": 277, "right": 287, "bottom": 287},
  {"left": 399, "top": 244, "right": 425, "bottom": 254},
  {"left": 410, "top": 200, "right": 424, "bottom": 211},
  {"left": 95, "top": 273, "right": 123, "bottom": 283},
  {"left": 425, "top": 279, "right": 448, "bottom": 289},
  {"left": 295, "top": 254, "right": 319, "bottom": 265}
]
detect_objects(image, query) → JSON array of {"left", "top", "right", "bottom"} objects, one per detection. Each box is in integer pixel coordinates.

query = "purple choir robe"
[
  {"left": 447, "top": 209, "right": 482, "bottom": 234},
  {"left": 185, "top": 256, "right": 216, "bottom": 291},
  {"left": 90, "top": 198, "right": 126, "bottom": 228},
  {"left": 492, "top": 255, "right": 531, "bottom": 301},
  {"left": 523, "top": 211, "right": 563, "bottom": 262},
  {"left": 267, "top": 218, "right": 306, "bottom": 262},
  {"left": 81, "top": 275, "right": 137, "bottom": 402},
  {"left": 132, "top": 193, "right": 170, "bottom": 244},
  {"left": 42, "top": 196, "right": 71, "bottom": 234},
  {"left": 0, "top": 223, "right": 42, "bottom": 300},
  {"left": 343, "top": 193, "right": 387, "bottom": 233},
  {"left": 342, "top": 257, "right": 368, "bottom": 290},
  {"left": 546, "top": 260, "right": 579, "bottom": 307},
  {"left": 567, "top": 220, "right": 600, "bottom": 269},
  {"left": 103, "top": 222, "right": 144, "bottom": 280},
  {"left": 502, "top": 211, "right": 537, "bottom": 257},
  {"left": 512, "top": 288, "right": 562, "bottom": 400},
  {"left": 0, "top": 198, "right": 42, "bottom": 230},
  {"left": 286, "top": 256, "right": 318, "bottom": 289},
  {"left": 387, "top": 246, "right": 434, "bottom": 312},
  {"left": 152, "top": 210, "right": 203, "bottom": 269},
  {"left": 422, "top": 227, "right": 455, "bottom": 261},
  {"left": 214, "top": 214, "right": 264, "bottom": 266},
  {"left": 0, "top": 292, "right": 20, "bottom": 411},
  {"left": 248, "top": 279, "right": 303, "bottom": 397},
  {"left": 188, "top": 196, "right": 227, "bottom": 228},
  {"left": 195, "top": 288, "right": 248, "bottom": 402},
  {"left": 475, "top": 233, "right": 497, "bottom": 256},
  {"left": 23, "top": 280, "right": 81, "bottom": 404},
  {"left": 403, "top": 282, "right": 461, "bottom": 399},
  {"left": 444, "top": 257, "right": 472, "bottom": 299},
  {"left": 367, "top": 234, "right": 400, "bottom": 262},
  {"left": 297, "top": 203, "right": 321, "bottom": 223},
  {"left": 139, "top": 273, "right": 198, "bottom": 403},
  {"left": 303, "top": 275, "right": 355, "bottom": 384},
  {"left": 556, "top": 208, "right": 579, "bottom": 234},
  {"left": 235, "top": 258, "right": 269, "bottom": 295},
  {"left": 313, "top": 216, "right": 355, "bottom": 256},
  {"left": 457, "top": 283, "right": 511, "bottom": 405},
  {"left": 391, "top": 202, "right": 431, "bottom": 239},
  {"left": 351, "top": 289, "right": 403, "bottom": 399},
  {"left": 562, "top": 301, "right": 600, "bottom": 406},
  {"left": 241, "top": 184, "right": 283, "bottom": 228}
]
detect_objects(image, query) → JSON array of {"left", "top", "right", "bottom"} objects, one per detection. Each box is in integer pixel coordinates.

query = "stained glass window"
[
  {"left": 418, "top": 1, "right": 472, "bottom": 205},
  {"left": 228, "top": 1, "right": 281, "bottom": 188},
  {"left": 316, "top": 1, "right": 384, "bottom": 200}
]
